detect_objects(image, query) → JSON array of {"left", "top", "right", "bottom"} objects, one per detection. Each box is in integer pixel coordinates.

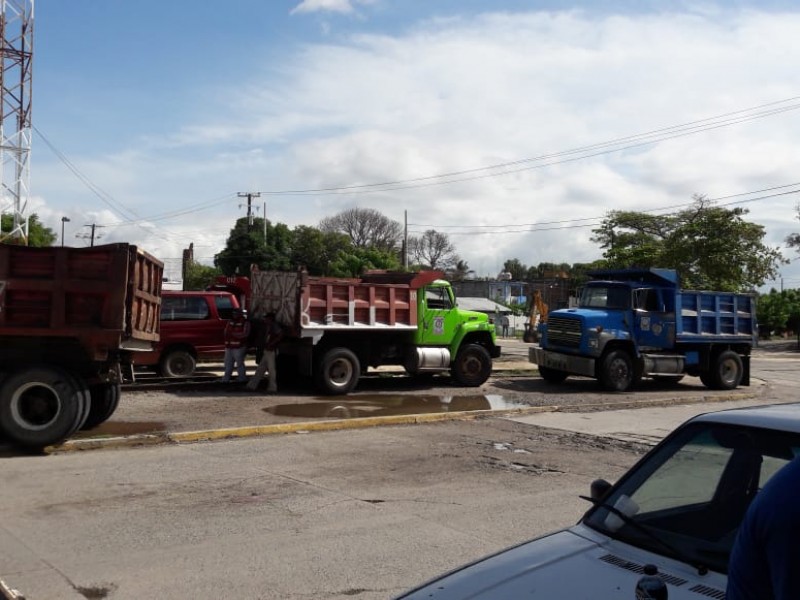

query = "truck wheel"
[
  {"left": 599, "top": 349, "right": 637, "bottom": 392},
  {"left": 708, "top": 350, "right": 743, "bottom": 390},
  {"left": 0, "top": 367, "right": 86, "bottom": 448},
  {"left": 159, "top": 350, "right": 196, "bottom": 378},
  {"left": 538, "top": 366, "right": 568, "bottom": 384},
  {"left": 451, "top": 344, "right": 492, "bottom": 387},
  {"left": 66, "top": 374, "right": 92, "bottom": 433},
  {"left": 317, "top": 348, "right": 360, "bottom": 395},
  {"left": 82, "top": 382, "right": 121, "bottom": 430}
]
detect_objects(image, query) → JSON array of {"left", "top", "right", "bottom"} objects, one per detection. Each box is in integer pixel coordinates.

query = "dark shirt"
[{"left": 727, "top": 456, "right": 800, "bottom": 599}]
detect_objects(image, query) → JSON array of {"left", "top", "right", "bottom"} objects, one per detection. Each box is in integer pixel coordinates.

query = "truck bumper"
[
  {"left": 529, "top": 347, "right": 596, "bottom": 378},
  {"left": 490, "top": 344, "right": 502, "bottom": 358}
]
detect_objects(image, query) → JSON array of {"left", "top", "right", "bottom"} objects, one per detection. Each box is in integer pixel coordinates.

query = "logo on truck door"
[{"left": 433, "top": 316, "right": 444, "bottom": 335}]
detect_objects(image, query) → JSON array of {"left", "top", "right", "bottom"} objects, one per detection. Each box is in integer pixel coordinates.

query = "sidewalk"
[{"left": 507, "top": 396, "right": 795, "bottom": 446}]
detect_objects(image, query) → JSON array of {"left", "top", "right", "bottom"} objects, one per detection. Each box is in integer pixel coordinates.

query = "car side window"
[{"left": 161, "top": 296, "right": 210, "bottom": 321}]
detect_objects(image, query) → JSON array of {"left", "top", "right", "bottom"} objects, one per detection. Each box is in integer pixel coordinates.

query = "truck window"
[
  {"left": 580, "top": 285, "right": 630, "bottom": 310},
  {"left": 161, "top": 296, "right": 211, "bottom": 321},
  {"left": 634, "top": 288, "right": 661, "bottom": 312},
  {"left": 426, "top": 287, "right": 452, "bottom": 310}
]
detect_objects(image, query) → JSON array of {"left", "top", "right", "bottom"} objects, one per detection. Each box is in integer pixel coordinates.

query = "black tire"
[
  {"left": 66, "top": 374, "right": 92, "bottom": 433},
  {"left": 159, "top": 349, "right": 196, "bottom": 378},
  {"left": 82, "top": 382, "right": 121, "bottom": 430},
  {"left": 538, "top": 365, "right": 569, "bottom": 384},
  {"left": 0, "top": 367, "right": 86, "bottom": 448},
  {"left": 708, "top": 350, "right": 743, "bottom": 390},
  {"left": 316, "top": 348, "right": 360, "bottom": 395},
  {"left": 599, "top": 349, "right": 636, "bottom": 392},
  {"left": 451, "top": 344, "right": 492, "bottom": 387}
]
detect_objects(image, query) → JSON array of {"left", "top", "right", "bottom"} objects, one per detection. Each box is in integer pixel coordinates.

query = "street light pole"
[{"left": 61, "top": 217, "right": 70, "bottom": 247}]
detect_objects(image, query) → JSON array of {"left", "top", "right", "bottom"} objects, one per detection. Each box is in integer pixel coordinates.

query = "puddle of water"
[
  {"left": 73, "top": 421, "right": 168, "bottom": 438},
  {"left": 266, "top": 394, "right": 529, "bottom": 420}
]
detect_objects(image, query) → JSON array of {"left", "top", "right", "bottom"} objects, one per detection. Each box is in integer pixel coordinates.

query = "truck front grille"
[{"left": 547, "top": 316, "right": 582, "bottom": 348}]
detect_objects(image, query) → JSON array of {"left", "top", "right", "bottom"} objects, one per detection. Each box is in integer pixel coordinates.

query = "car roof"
[{"left": 691, "top": 402, "right": 800, "bottom": 433}]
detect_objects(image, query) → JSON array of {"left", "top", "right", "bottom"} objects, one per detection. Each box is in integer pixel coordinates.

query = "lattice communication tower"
[{"left": 0, "top": 0, "right": 33, "bottom": 244}]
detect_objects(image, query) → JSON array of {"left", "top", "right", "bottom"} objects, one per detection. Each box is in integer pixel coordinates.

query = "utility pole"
[
  {"left": 77, "top": 223, "right": 104, "bottom": 247},
  {"left": 238, "top": 192, "right": 260, "bottom": 228}
]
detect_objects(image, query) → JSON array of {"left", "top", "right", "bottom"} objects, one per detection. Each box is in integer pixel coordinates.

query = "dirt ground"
[{"left": 78, "top": 345, "right": 769, "bottom": 440}]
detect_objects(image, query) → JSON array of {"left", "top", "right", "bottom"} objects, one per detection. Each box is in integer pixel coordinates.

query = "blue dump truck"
[{"left": 529, "top": 268, "right": 756, "bottom": 392}]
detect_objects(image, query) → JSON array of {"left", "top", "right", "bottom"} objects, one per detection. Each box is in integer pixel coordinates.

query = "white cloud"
[{"left": 32, "top": 6, "right": 800, "bottom": 288}]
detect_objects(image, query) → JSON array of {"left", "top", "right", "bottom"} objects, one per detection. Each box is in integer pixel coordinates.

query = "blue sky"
[{"left": 20, "top": 0, "right": 800, "bottom": 288}]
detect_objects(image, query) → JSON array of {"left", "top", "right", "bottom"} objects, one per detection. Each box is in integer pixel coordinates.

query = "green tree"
[
  {"left": 592, "top": 195, "right": 785, "bottom": 291},
  {"left": 183, "top": 261, "right": 222, "bottom": 291},
  {"left": 329, "top": 246, "right": 403, "bottom": 278},
  {"left": 502, "top": 258, "right": 527, "bottom": 280},
  {"left": 1, "top": 213, "right": 57, "bottom": 247},
  {"left": 448, "top": 259, "right": 474, "bottom": 281},
  {"left": 215, "top": 218, "right": 293, "bottom": 275},
  {"left": 290, "top": 226, "right": 353, "bottom": 275}
]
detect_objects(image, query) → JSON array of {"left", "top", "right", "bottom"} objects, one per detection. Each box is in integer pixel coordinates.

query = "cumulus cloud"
[{"left": 34, "top": 6, "right": 800, "bottom": 286}]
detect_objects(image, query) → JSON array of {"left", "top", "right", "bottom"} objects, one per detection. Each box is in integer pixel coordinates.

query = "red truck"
[
  {"left": 132, "top": 290, "right": 240, "bottom": 377},
  {"left": 0, "top": 243, "right": 162, "bottom": 448}
]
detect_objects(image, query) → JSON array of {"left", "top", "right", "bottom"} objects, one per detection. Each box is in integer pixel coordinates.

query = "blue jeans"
[{"left": 223, "top": 347, "right": 247, "bottom": 382}]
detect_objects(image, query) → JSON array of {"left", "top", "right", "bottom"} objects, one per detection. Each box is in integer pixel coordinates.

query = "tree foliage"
[
  {"left": 591, "top": 195, "right": 785, "bottom": 291},
  {"left": 183, "top": 261, "right": 222, "bottom": 291},
  {"left": 757, "top": 288, "right": 800, "bottom": 340},
  {"left": 448, "top": 259, "right": 474, "bottom": 282},
  {"left": 216, "top": 216, "right": 405, "bottom": 278},
  {"left": 1, "top": 213, "right": 57, "bottom": 247},
  {"left": 408, "top": 229, "right": 459, "bottom": 271},
  {"left": 319, "top": 207, "right": 402, "bottom": 252},
  {"left": 786, "top": 204, "right": 800, "bottom": 256}
]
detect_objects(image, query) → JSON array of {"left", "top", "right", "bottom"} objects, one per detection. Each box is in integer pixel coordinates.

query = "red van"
[{"left": 134, "top": 290, "right": 240, "bottom": 377}]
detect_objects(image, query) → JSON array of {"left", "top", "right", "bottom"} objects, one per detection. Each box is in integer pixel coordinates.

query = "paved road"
[{"left": 1, "top": 343, "right": 796, "bottom": 600}]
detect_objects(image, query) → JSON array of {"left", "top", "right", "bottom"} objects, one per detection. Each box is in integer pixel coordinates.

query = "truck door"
[
  {"left": 633, "top": 288, "right": 674, "bottom": 349},
  {"left": 418, "top": 285, "right": 459, "bottom": 346}
]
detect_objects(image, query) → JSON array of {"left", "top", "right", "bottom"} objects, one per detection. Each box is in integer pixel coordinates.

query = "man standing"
[
  {"left": 222, "top": 308, "right": 250, "bottom": 383},
  {"left": 247, "top": 311, "right": 284, "bottom": 393}
]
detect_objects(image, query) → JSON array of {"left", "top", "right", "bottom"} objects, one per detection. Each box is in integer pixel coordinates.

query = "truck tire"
[
  {"left": 0, "top": 367, "right": 86, "bottom": 448},
  {"left": 66, "top": 374, "right": 92, "bottom": 433},
  {"left": 82, "top": 382, "right": 121, "bottom": 430},
  {"left": 538, "top": 366, "right": 569, "bottom": 384},
  {"left": 159, "top": 349, "right": 196, "bottom": 378},
  {"left": 317, "top": 348, "right": 360, "bottom": 395},
  {"left": 451, "top": 344, "right": 492, "bottom": 387},
  {"left": 707, "top": 350, "right": 743, "bottom": 390},
  {"left": 599, "top": 349, "right": 637, "bottom": 392}
]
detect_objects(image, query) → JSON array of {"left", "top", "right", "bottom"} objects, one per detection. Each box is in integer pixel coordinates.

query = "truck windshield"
[
  {"left": 579, "top": 285, "right": 630, "bottom": 310},
  {"left": 583, "top": 422, "right": 800, "bottom": 574}
]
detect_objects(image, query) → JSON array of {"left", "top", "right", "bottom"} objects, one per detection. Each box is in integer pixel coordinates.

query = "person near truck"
[
  {"left": 246, "top": 311, "right": 284, "bottom": 393},
  {"left": 727, "top": 455, "right": 800, "bottom": 599},
  {"left": 222, "top": 308, "right": 251, "bottom": 383}
]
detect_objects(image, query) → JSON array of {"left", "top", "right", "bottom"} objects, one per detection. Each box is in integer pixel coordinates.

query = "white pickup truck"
[{"left": 397, "top": 402, "right": 800, "bottom": 599}]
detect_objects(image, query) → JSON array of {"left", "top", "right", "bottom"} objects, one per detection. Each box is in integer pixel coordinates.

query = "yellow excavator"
[{"left": 522, "top": 290, "right": 548, "bottom": 343}]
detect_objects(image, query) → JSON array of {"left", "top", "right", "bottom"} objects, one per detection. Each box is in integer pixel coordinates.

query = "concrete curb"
[{"left": 46, "top": 388, "right": 760, "bottom": 453}]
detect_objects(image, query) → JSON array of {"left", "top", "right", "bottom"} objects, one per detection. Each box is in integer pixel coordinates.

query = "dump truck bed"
[
  {"left": 677, "top": 290, "right": 756, "bottom": 341},
  {"left": 0, "top": 243, "right": 162, "bottom": 346}
]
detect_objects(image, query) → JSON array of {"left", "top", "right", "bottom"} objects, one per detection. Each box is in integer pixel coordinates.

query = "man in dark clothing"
[
  {"left": 222, "top": 308, "right": 250, "bottom": 382},
  {"left": 246, "top": 311, "right": 284, "bottom": 393},
  {"left": 727, "top": 455, "right": 800, "bottom": 599}
]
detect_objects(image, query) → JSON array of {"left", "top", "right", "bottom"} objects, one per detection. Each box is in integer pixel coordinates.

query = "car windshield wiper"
[{"left": 580, "top": 495, "right": 710, "bottom": 576}]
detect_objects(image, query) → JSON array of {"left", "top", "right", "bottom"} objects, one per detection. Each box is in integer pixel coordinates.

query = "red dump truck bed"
[
  {"left": 249, "top": 269, "right": 443, "bottom": 331},
  {"left": 0, "top": 243, "right": 162, "bottom": 347}
]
